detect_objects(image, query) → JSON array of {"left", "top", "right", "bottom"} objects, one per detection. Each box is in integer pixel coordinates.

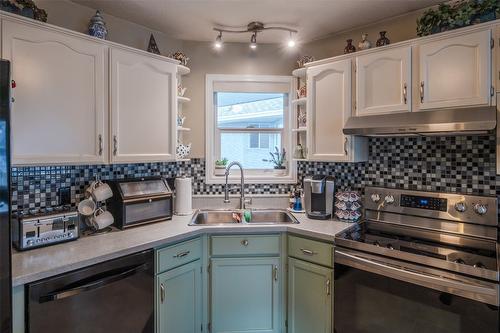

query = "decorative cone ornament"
[{"left": 147, "top": 34, "right": 161, "bottom": 55}]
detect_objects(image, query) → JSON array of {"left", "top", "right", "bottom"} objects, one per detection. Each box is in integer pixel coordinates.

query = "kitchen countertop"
[{"left": 11, "top": 212, "right": 353, "bottom": 287}]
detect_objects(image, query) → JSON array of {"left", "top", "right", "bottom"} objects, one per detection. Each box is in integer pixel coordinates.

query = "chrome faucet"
[{"left": 224, "top": 161, "right": 251, "bottom": 209}]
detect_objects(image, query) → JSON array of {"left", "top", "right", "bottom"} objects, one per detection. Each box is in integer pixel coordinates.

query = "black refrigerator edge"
[{"left": 0, "top": 60, "right": 12, "bottom": 333}]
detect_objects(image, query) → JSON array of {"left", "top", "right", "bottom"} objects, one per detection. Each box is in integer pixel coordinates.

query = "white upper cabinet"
[
  {"left": 356, "top": 46, "right": 412, "bottom": 115},
  {"left": 110, "top": 47, "right": 177, "bottom": 163},
  {"left": 2, "top": 19, "right": 108, "bottom": 165},
  {"left": 307, "top": 59, "right": 367, "bottom": 162},
  {"left": 418, "top": 30, "right": 492, "bottom": 110}
]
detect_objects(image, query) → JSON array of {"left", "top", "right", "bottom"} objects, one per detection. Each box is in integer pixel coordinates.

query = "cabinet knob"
[
  {"left": 11, "top": 80, "right": 16, "bottom": 89},
  {"left": 241, "top": 239, "right": 249, "bottom": 246}
]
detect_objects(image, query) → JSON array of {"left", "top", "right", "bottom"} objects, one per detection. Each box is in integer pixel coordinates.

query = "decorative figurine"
[
  {"left": 170, "top": 52, "right": 189, "bottom": 66},
  {"left": 376, "top": 31, "right": 390, "bottom": 47},
  {"left": 344, "top": 39, "right": 356, "bottom": 54},
  {"left": 147, "top": 34, "right": 161, "bottom": 55},
  {"left": 358, "top": 33, "right": 372, "bottom": 50},
  {"left": 297, "top": 55, "right": 315, "bottom": 68},
  {"left": 88, "top": 10, "right": 108, "bottom": 40},
  {"left": 296, "top": 85, "right": 306, "bottom": 98}
]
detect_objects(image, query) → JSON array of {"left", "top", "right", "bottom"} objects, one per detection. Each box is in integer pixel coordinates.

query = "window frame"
[{"left": 205, "top": 74, "right": 296, "bottom": 184}]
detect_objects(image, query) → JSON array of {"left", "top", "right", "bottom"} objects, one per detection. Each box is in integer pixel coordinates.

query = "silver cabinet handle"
[
  {"left": 241, "top": 239, "right": 249, "bottom": 246},
  {"left": 98, "top": 134, "right": 103, "bottom": 156},
  {"left": 173, "top": 250, "right": 190, "bottom": 258},
  {"left": 343, "top": 137, "right": 348, "bottom": 155},
  {"left": 326, "top": 279, "right": 331, "bottom": 295},
  {"left": 420, "top": 81, "right": 424, "bottom": 103},
  {"left": 113, "top": 135, "right": 118, "bottom": 156},
  {"left": 160, "top": 283, "right": 165, "bottom": 303},
  {"left": 300, "top": 248, "right": 316, "bottom": 256},
  {"left": 273, "top": 265, "right": 278, "bottom": 281},
  {"left": 403, "top": 83, "right": 407, "bottom": 104}
]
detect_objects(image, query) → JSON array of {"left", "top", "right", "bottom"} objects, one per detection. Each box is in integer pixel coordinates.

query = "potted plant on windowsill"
[
  {"left": 214, "top": 158, "right": 228, "bottom": 176},
  {"left": 263, "top": 147, "right": 287, "bottom": 176}
]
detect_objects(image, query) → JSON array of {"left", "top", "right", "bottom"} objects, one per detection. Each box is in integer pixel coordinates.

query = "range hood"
[{"left": 343, "top": 106, "right": 497, "bottom": 137}]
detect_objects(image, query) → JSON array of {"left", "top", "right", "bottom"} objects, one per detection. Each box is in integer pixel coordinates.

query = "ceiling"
[{"left": 71, "top": 0, "right": 444, "bottom": 44}]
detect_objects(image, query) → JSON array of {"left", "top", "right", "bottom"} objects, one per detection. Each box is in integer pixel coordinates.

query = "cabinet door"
[
  {"left": 307, "top": 59, "right": 353, "bottom": 162},
  {"left": 211, "top": 257, "right": 280, "bottom": 333},
  {"left": 419, "top": 30, "right": 492, "bottom": 110},
  {"left": 287, "top": 257, "right": 332, "bottom": 333},
  {"left": 157, "top": 260, "right": 202, "bottom": 333},
  {"left": 110, "top": 47, "right": 176, "bottom": 163},
  {"left": 356, "top": 46, "right": 411, "bottom": 115},
  {"left": 2, "top": 19, "right": 107, "bottom": 165}
]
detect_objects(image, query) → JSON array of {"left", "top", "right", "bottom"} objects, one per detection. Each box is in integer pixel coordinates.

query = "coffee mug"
[
  {"left": 90, "top": 208, "right": 114, "bottom": 229},
  {"left": 78, "top": 198, "right": 96, "bottom": 216},
  {"left": 91, "top": 181, "right": 113, "bottom": 202}
]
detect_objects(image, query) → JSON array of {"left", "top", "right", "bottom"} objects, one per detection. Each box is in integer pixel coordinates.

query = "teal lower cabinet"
[
  {"left": 157, "top": 259, "right": 203, "bottom": 333},
  {"left": 210, "top": 257, "right": 281, "bottom": 333},
  {"left": 287, "top": 257, "right": 333, "bottom": 333}
]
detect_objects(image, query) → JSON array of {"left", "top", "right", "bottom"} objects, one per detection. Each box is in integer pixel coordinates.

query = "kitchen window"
[{"left": 205, "top": 75, "right": 296, "bottom": 184}]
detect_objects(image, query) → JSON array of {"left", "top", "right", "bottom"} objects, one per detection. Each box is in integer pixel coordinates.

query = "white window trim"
[{"left": 205, "top": 74, "right": 296, "bottom": 185}]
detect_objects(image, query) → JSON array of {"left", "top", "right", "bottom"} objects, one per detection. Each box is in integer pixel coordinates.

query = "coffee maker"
[{"left": 303, "top": 176, "right": 335, "bottom": 220}]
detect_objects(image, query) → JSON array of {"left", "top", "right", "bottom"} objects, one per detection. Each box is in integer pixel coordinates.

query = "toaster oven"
[{"left": 107, "top": 177, "right": 173, "bottom": 229}]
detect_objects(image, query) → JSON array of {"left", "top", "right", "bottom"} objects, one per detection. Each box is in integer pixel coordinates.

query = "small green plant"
[
  {"left": 215, "top": 158, "right": 228, "bottom": 167},
  {"left": 263, "top": 147, "right": 286, "bottom": 169}
]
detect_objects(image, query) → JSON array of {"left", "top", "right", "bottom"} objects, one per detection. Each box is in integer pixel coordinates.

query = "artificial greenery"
[
  {"left": 417, "top": 0, "right": 500, "bottom": 37},
  {"left": 263, "top": 147, "right": 287, "bottom": 169}
]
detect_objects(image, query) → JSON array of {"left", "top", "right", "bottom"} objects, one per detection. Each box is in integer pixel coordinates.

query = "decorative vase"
[
  {"left": 176, "top": 142, "right": 191, "bottom": 159},
  {"left": 376, "top": 31, "right": 390, "bottom": 47},
  {"left": 344, "top": 39, "right": 356, "bottom": 54},
  {"left": 296, "top": 85, "right": 307, "bottom": 98},
  {"left": 358, "top": 33, "right": 372, "bottom": 50},
  {"left": 297, "top": 109, "right": 307, "bottom": 128},
  {"left": 88, "top": 10, "right": 108, "bottom": 40},
  {"left": 147, "top": 34, "right": 161, "bottom": 55}
]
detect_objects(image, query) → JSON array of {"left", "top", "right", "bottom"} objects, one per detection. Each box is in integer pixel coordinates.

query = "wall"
[
  {"left": 180, "top": 41, "right": 298, "bottom": 157},
  {"left": 36, "top": 0, "right": 183, "bottom": 55}
]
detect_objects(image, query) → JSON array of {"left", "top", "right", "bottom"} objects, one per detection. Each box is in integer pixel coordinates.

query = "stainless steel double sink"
[{"left": 189, "top": 209, "right": 299, "bottom": 226}]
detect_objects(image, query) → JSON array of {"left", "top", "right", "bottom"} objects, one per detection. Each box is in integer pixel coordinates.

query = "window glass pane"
[
  {"left": 217, "top": 92, "right": 284, "bottom": 129},
  {"left": 221, "top": 132, "right": 282, "bottom": 169}
]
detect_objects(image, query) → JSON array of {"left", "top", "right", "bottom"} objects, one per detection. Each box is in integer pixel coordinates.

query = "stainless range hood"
[{"left": 343, "top": 106, "right": 497, "bottom": 137}]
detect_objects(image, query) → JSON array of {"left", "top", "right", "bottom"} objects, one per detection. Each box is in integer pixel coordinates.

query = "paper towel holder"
[{"left": 175, "top": 176, "right": 193, "bottom": 216}]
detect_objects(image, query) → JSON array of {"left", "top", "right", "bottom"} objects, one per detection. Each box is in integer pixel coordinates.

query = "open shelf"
[
  {"left": 177, "top": 126, "right": 191, "bottom": 131},
  {"left": 292, "top": 158, "right": 308, "bottom": 162},
  {"left": 178, "top": 96, "right": 191, "bottom": 103},
  {"left": 292, "top": 127, "right": 307, "bottom": 133},
  {"left": 292, "top": 67, "right": 307, "bottom": 78},
  {"left": 177, "top": 65, "right": 190, "bottom": 75},
  {"left": 292, "top": 97, "right": 307, "bottom": 106}
]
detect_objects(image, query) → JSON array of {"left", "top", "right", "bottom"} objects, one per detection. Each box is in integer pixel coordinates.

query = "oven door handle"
[
  {"left": 38, "top": 262, "right": 150, "bottom": 303},
  {"left": 336, "top": 250, "right": 499, "bottom": 305}
]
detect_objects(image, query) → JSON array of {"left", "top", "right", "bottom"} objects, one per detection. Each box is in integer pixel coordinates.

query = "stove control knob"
[
  {"left": 384, "top": 195, "right": 395, "bottom": 204},
  {"left": 370, "top": 193, "right": 380, "bottom": 203},
  {"left": 27, "top": 240, "right": 34, "bottom": 247},
  {"left": 454, "top": 201, "right": 467, "bottom": 213},
  {"left": 473, "top": 203, "right": 488, "bottom": 216},
  {"left": 68, "top": 232, "right": 74, "bottom": 238}
]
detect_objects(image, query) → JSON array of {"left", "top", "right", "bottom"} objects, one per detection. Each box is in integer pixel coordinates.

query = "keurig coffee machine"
[{"left": 304, "top": 176, "right": 335, "bottom": 219}]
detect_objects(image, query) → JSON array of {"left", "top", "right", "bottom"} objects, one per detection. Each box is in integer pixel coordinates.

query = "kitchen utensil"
[
  {"left": 78, "top": 198, "right": 96, "bottom": 216},
  {"left": 90, "top": 208, "right": 114, "bottom": 229}
]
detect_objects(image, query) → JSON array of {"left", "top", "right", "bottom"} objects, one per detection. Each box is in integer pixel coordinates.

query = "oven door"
[{"left": 334, "top": 248, "right": 499, "bottom": 333}]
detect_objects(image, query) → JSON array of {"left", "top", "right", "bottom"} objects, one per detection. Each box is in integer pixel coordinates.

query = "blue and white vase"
[{"left": 88, "top": 10, "right": 108, "bottom": 40}]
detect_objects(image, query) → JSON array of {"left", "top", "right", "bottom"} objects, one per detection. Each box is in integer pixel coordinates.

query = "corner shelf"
[
  {"left": 292, "top": 158, "right": 308, "bottom": 162},
  {"left": 177, "top": 65, "right": 190, "bottom": 76},
  {"left": 291, "top": 97, "right": 307, "bottom": 107},
  {"left": 178, "top": 96, "right": 191, "bottom": 103},
  {"left": 176, "top": 158, "right": 191, "bottom": 162},
  {"left": 292, "top": 67, "right": 307, "bottom": 78},
  {"left": 292, "top": 127, "right": 307, "bottom": 133},
  {"left": 177, "top": 126, "right": 191, "bottom": 132}
]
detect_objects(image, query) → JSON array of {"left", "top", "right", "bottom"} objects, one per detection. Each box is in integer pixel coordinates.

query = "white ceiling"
[{"left": 71, "top": 0, "right": 443, "bottom": 44}]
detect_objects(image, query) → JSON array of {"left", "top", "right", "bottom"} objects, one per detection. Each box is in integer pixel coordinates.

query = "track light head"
[
  {"left": 214, "top": 32, "right": 223, "bottom": 49},
  {"left": 287, "top": 32, "right": 296, "bottom": 48},
  {"left": 250, "top": 32, "right": 257, "bottom": 50}
]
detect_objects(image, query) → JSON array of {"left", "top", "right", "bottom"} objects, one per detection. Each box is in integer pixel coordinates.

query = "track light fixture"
[
  {"left": 213, "top": 21, "right": 298, "bottom": 51},
  {"left": 214, "top": 31, "right": 223, "bottom": 49}
]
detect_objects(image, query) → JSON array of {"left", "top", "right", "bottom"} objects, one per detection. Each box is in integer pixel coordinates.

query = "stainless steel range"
[{"left": 334, "top": 187, "right": 499, "bottom": 333}]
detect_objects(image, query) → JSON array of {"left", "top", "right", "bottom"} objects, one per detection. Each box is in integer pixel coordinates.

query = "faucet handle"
[{"left": 223, "top": 199, "right": 231, "bottom": 204}]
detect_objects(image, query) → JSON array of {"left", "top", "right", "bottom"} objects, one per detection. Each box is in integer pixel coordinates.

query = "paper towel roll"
[{"left": 175, "top": 176, "right": 192, "bottom": 215}]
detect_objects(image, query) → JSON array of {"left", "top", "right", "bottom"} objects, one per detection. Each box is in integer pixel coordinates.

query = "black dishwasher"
[{"left": 27, "top": 249, "right": 154, "bottom": 333}]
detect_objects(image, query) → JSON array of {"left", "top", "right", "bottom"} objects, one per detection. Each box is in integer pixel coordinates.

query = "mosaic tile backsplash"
[{"left": 11, "top": 134, "right": 498, "bottom": 213}]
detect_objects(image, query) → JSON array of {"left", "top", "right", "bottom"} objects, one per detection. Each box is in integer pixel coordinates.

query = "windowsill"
[{"left": 206, "top": 169, "right": 297, "bottom": 184}]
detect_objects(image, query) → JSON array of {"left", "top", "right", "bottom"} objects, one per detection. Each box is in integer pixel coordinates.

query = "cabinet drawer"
[
  {"left": 156, "top": 238, "right": 202, "bottom": 273},
  {"left": 211, "top": 235, "right": 280, "bottom": 256},
  {"left": 288, "top": 235, "right": 333, "bottom": 267}
]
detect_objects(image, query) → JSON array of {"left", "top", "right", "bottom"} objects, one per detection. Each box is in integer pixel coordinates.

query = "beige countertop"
[{"left": 11, "top": 212, "right": 354, "bottom": 287}]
